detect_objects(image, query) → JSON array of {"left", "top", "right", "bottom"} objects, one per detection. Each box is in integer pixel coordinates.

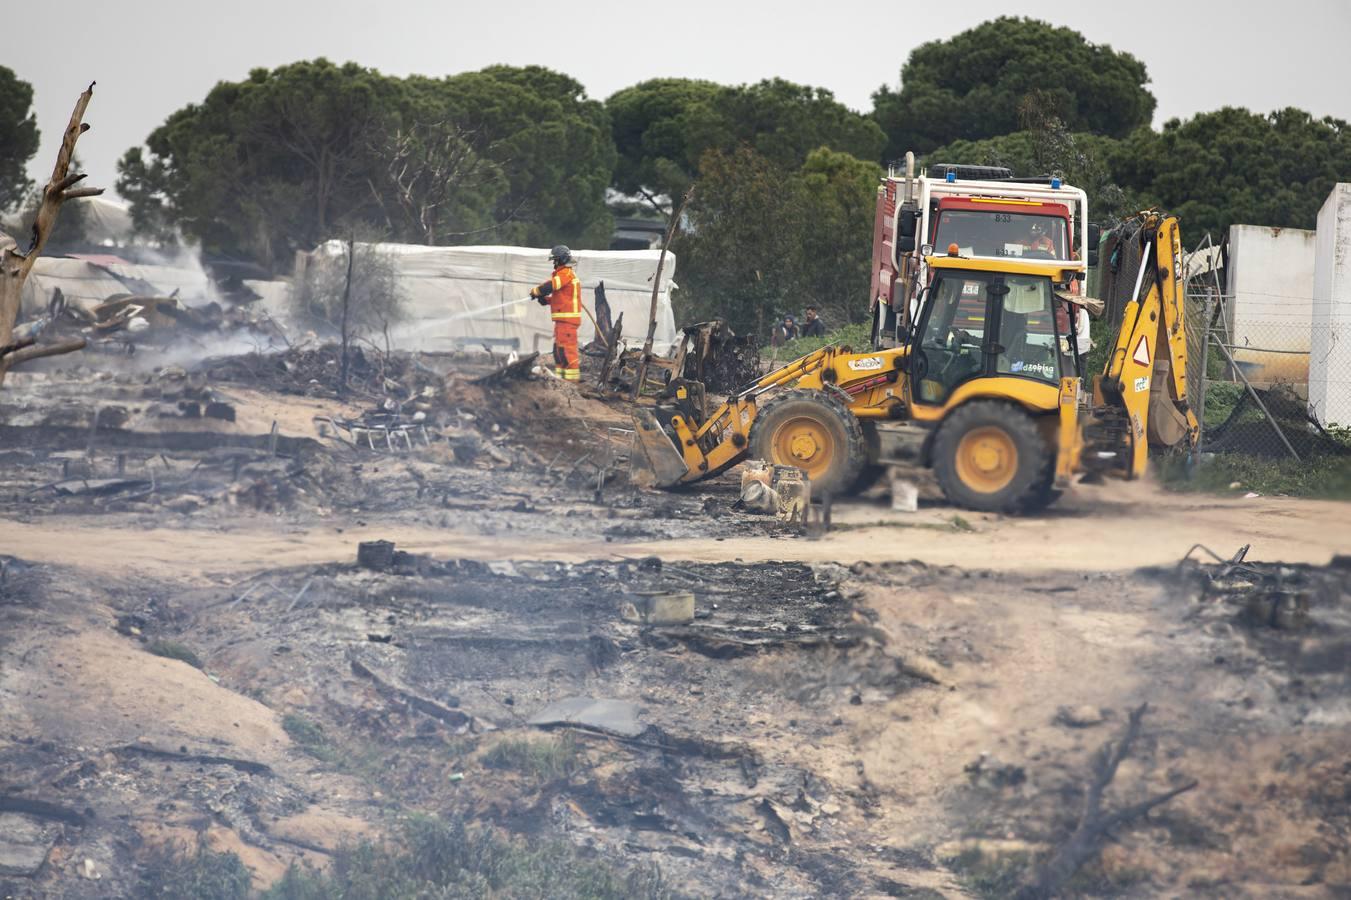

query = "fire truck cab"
[{"left": 869, "top": 157, "right": 1099, "bottom": 347}]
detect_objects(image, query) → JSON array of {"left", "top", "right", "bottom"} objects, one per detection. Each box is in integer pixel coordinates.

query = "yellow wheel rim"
[
  {"left": 954, "top": 426, "right": 1018, "bottom": 494},
  {"left": 771, "top": 416, "right": 835, "bottom": 482}
]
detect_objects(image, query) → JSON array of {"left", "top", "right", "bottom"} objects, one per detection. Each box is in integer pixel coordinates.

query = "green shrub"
[
  {"left": 943, "top": 843, "right": 1146, "bottom": 898},
  {"left": 1201, "top": 381, "right": 1245, "bottom": 429},
  {"left": 138, "top": 844, "right": 251, "bottom": 900},
  {"left": 770, "top": 321, "right": 874, "bottom": 362},
  {"left": 262, "top": 815, "right": 667, "bottom": 900},
  {"left": 1155, "top": 379, "right": 1351, "bottom": 498},
  {"left": 1086, "top": 316, "right": 1111, "bottom": 377},
  {"left": 145, "top": 639, "right": 203, "bottom": 670},
  {"left": 1157, "top": 452, "right": 1351, "bottom": 499},
  {"left": 282, "top": 713, "right": 338, "bottom": 764},
  {"left": 480, "top": 734, "right": 580, "bottom": 781},
  {"left": 943, "top": 846, "right": 1035, "bottom": 898}
]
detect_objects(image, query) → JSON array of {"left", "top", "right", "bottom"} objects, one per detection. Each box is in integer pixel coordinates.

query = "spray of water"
[{"left": 411, "top": 296, "right": 532, "bottom": 330}]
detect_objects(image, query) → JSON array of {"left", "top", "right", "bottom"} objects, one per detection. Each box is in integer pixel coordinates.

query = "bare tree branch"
[
  {"left": 1096, "top": 780, "right": 1199, "bottom": 833},
  {"left": 0, "top": 335, "right": 36, "bottom": 358},
  {"left": 2, "top": 338, "right": 87, "bottom": 367},
  {"left": 637, "top": 187, "right": 671, "bottom": 218},
  {"left": 364, "top": 119, "right": 529, "bottom": 245},
  {"left": 1, "top": 83, "right": 101, "bottom": 386},
  {"left": 1014, "top": 703, "right": 1197, "bottom": 900},
  {"left": 53, "top": 172, "right": 89, "bottom": 193},
  {"left": 631, "top": 185, "right": 694, "bottom": 399}
]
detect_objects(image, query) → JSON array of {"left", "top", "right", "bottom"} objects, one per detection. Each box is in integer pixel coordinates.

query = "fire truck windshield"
[{"left": 933, "top": 210, "right": 1068, "bottom": 260}]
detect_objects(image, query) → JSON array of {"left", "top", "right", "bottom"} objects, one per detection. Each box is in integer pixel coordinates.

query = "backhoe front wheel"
[
  {"left": 748, "top": 389, "right": 867, "bottom": 496},
  {"left": 932, "top": 401, "right": 1055, "bottom": 513}
]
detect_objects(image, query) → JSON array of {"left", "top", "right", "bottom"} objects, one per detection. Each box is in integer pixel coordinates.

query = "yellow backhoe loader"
[{"left": 633, "top": 211, "right": 1198, "bottom": 512}]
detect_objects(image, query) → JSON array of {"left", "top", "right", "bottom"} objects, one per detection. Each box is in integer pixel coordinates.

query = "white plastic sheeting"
[
  {"left": 21, "top": 255, "right": 213, "bottom": 315},
  {"left": 96, "top": 260, "right": 211, "bottom": 299},
  {"left": 297, "top": 242, "right": 679, "bottom": 355},
  {"left": 21, "top": 258, "right": 130, "bottom": 313}
]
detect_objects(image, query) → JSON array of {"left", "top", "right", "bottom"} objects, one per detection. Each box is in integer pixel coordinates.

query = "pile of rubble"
[
  {"left": 20, "top": 286, "right": 283, "bottom": 359},
  {"left": 2, "top": 342, "right": 699, "bottom": 530},
  {"left": 200, "top": 343, "right": 444, "bottom": 400},
  {"left": 595, "top": 317, "right": 761, "bottom": 398},
  {"left": 1175, "top": 543, "right": 1350, "bottom": 630}
]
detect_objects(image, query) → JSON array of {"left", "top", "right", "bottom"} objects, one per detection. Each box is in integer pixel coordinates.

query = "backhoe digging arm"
[
  {"left": 1094, "top": 213, "right": 1198, "bottom": 477},
  {"left": 634, "top": 344, "right": 907, "bottom": 487}
]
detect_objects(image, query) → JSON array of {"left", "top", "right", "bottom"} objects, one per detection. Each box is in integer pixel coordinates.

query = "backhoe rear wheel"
[
  {"left": 749, "top": 389, "right": 866, "bottom": 496},
  {"left": 932, "top": 401, "right": 1055, "bottom": 513}
]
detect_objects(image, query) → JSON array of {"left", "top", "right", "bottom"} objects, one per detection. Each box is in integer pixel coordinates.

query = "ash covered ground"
[{"left": 2, "top": 346, "right": 1349, "bottom": 899}]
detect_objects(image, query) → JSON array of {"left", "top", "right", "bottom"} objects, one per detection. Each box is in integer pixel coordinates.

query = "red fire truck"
[{"left": 869, "top": 154, "right": 1099, "bottom": 345}]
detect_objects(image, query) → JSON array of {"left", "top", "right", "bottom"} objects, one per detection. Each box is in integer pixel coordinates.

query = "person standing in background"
[
  {"left": 801, "top": 305, "right": 826, "bottom": 338},
  {"left": 1075, "top": 304, "right": 1092, "bottom": 374}
]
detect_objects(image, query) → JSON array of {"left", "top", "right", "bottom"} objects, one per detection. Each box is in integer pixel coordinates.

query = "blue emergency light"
[
  {"left": 1051, "top": 177, "right": 1062, "bottom": 189},
  {"left": 945, "top": 171, "right": 956, "bottom": 183}
]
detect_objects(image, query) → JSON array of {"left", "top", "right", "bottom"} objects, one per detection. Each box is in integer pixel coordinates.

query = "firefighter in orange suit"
[{"left": 529, "top": 245, "right": 582, "bottom": 381}]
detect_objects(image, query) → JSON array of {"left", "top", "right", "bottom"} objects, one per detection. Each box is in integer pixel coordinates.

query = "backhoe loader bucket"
[
  {"left": 1147, "top": 357, "right": 1193, "bottom": 448},
  {"left": 631, "top": 409, "right": 691, "bottom": 488}
]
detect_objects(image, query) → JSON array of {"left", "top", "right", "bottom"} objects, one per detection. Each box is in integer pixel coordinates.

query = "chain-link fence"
[
  {"left": 1183, "top": 287, "right": 1211, "bottom": 420},
  {"left": 1185, "top": 291, "right": 1351, "bottom": 466}
]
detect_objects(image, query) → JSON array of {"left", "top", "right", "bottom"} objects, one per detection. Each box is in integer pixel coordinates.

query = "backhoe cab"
[
  {"left": 633, "top": 209, "right": 1198, "bottom": 514},
  {"left": 905, "top": 254, "right": 1087, "bottom": 510}
]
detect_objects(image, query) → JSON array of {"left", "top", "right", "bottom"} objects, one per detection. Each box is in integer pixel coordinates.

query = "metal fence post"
[{"left": 1195, "top": 294, "right": 1211, "bottom": 457}]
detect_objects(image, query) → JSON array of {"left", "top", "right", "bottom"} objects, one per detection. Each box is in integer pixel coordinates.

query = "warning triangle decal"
[{"left": 1132, "top": 335, "right": 1151, "bottom": 366}]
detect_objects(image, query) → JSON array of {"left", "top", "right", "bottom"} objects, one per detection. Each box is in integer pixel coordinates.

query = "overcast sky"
[{"left": 11, "top": 0, "right": 1351, "bottom": 198}]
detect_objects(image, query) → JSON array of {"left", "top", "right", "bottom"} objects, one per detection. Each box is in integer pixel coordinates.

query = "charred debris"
[
  {"left": 0, "top": 338, "right": 795, "bottom": 543},
  {"left": 5, "top": 541, "right": 1350, "bottom": 897}
]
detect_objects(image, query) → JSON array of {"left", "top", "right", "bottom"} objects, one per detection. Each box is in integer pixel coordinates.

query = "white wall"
[
  {"left": 1227, "top": 224, "right": 1317, "bottom": 385},
  {"left": 1311, "top": 184, "right": 1351, "bottom": 426}
]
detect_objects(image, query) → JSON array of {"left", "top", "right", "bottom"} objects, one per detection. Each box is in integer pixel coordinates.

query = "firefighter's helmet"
[{"left": 549, "top": 245, "right": 574, "bottom": 267}]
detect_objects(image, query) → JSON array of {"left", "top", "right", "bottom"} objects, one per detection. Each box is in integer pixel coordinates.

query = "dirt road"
[{"left": 4, "top": 479, "right": 1345, "bottom": 581}]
